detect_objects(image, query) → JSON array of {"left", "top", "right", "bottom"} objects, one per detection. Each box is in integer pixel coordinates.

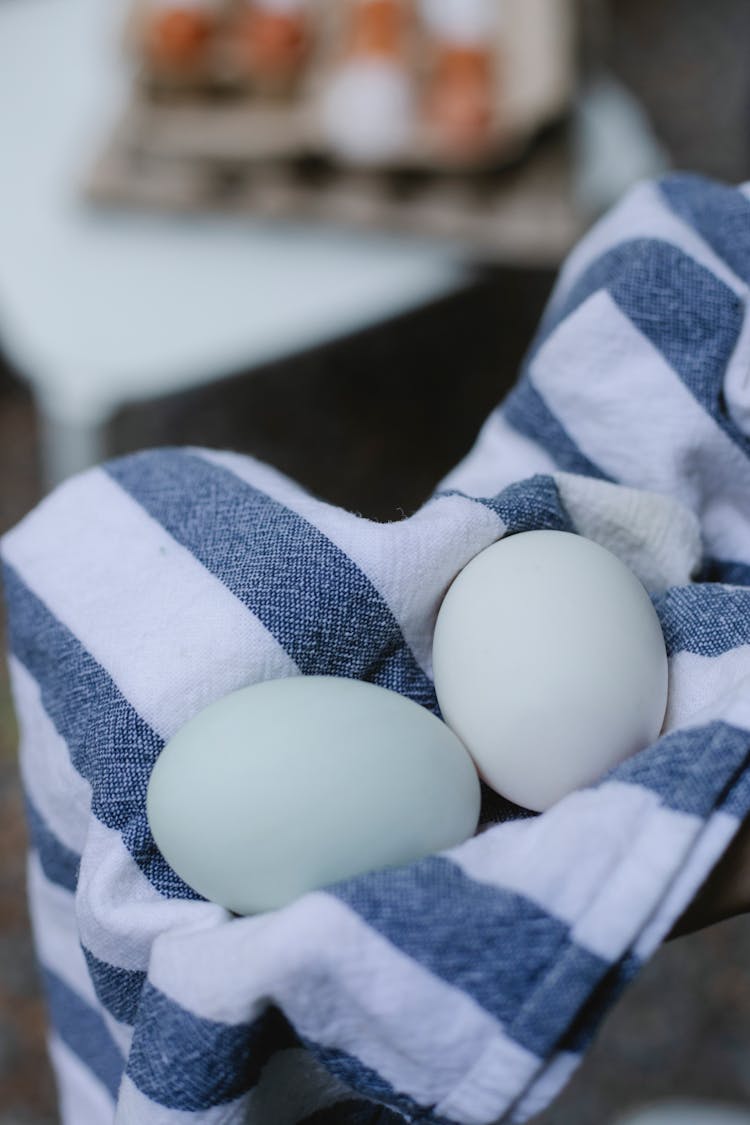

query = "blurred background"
[{"left": 1, "top": 0, "right": 750, "bottom": 1122}]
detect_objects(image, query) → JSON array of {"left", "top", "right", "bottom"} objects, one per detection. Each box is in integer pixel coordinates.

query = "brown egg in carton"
[
  {"left": 123, "top": 0, "right": 577, "bottom": 171},
  {"left": 127, "top": 0, "right": 313, "bottom": 97}
]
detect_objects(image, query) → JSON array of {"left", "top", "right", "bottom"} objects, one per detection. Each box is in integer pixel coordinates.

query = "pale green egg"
[{"left": 147, "top": 675, "right": 481, "bottom": 915}]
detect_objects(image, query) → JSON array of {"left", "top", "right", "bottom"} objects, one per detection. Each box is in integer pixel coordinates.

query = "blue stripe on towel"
[
  {"left": 697, "top": 558, "right": 750, "bottom": 587},
  {"left": 654, "top": 585, "right": 750, "bottom": 656},
  {"left": 127, "top": 987, "right": 297, "bottom": 1111},
  {"left": 479, "top": 474, "right": 577, "bottom": 532},
  {"left": 608, "top": 722, "right": 750, "bottom": 817},
  {"left": 531, "top": 239, "right": 746, "bottom": 453},
  {"left": 107, "top": 450, "right": 438, "bottom": 713},
  {"left": 719, "top": 768, "right": 750, "bottom": 822},
  {"left": 507, "top": 935, "right": 618, "bottom": 1061},
  {"left": 502, "top": 384, "right": 612, "bottom": 480},
  {"left": 3, "top": 563, "right": 193, "bottom": 899},
  {"left": 305, "top": 1044, "right": 456, "bottom": 1124},
  {"left": 26, "top": 800, "right": 80, "bottom": 894},
  {"left": 660, "top": 174, "right": 750, "bottom": 287},
  {"left": 43, "top": 967, "right": 125, "bottom": 1100},
  {"left": 126, "top": 983, "right": 447, "bottom": 1122},
  {"left": 331, "top": 855, "right": 606, "bottom": 1060},
  {"left": 439, "top": 474, "right": 576, "bottom": 535},
  {"left": 82, "top": 949, "right": 146, "bottom": 1028}
]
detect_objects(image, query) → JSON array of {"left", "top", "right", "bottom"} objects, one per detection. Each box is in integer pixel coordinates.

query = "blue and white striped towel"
[{"left": 3, "top": 172, "right": 750, "bottom": 1125}]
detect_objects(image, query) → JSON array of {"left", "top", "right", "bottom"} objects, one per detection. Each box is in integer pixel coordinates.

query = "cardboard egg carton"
[
  {"left": 87, "top": 0, "right": 583, "bottom": 263},
  {"left": 120, "top": 0, "right": 577, "bottom": 170},
  {"left": 88, "top": 124, "right": 582, "bottom": 266}
]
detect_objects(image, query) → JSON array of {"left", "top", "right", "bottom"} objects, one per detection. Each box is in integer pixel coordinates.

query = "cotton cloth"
[{"left": 3, "top": 172, "right": 750, "bottom": 1125}]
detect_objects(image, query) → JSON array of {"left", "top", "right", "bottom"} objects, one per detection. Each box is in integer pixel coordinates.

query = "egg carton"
[
  {"left": 86, "top": 120, "right": 583, "bottom": 267},
  {"left": 122, "top": 0, "right": 578, "bottom": 172}
]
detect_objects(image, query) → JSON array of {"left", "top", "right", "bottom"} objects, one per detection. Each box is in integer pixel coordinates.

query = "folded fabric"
[{"left": 3, "top": 172, "right": 750, "bottom": 1125}]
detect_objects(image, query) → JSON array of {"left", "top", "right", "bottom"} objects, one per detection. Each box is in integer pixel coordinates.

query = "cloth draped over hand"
[{"left": 3, "top": 173, "right": 750, "bottom": 1125}]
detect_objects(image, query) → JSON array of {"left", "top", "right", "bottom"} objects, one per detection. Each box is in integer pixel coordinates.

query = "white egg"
[
  {"left": 432, "top": 530, "right": 668, "bottom": 812},
  {"left": 147, "top": 676, "right": 480, "bottom": 914},
  {"left": 421, "top": 0, "right": 497, "bottom": 44},
  {"left": 321, "top": 60, "right": 414, "bottom": 163}
]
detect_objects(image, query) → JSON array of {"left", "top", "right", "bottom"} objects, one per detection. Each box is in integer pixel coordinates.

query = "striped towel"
[{"left": 3, "top": 172, "right": 750, "bottom": 1125}]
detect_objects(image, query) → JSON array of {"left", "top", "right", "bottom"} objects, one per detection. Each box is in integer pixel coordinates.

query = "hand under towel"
[{"left": 3, "top": 172, "right": 750, "bottom": 1125}]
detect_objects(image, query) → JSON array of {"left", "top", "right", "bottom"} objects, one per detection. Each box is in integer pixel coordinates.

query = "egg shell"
[
  {"left": 321, "top": 60, "right": 414, "bottom": 163},
  {"left": 432, "top": 530, "right": 669, "bottom": 812},
  {"left": 421, "top": 0, "right": 498, "bottom": 44},
  {"left": 147, "top": 676, "right": 480, "bottom": 915}
]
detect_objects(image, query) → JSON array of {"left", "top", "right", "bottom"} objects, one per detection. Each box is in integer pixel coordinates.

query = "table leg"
[{"left": 39, "top": 404, "right": 109, "bottom": 490}]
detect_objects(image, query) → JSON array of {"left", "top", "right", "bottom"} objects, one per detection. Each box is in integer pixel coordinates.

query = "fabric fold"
[{"left": 3, "top": 172, "right": 750, "bottom": 1124}]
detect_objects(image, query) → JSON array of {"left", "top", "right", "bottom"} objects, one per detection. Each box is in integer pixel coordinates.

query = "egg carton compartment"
[
  {"left": 120, "top": 0, "right": 577, "bottom": 172},
  {"left": 86, "top": 120, "right": 583, "bottom": 266},
  {"left": 89, "top": 0, "right": 581, "bottom": 260}
]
